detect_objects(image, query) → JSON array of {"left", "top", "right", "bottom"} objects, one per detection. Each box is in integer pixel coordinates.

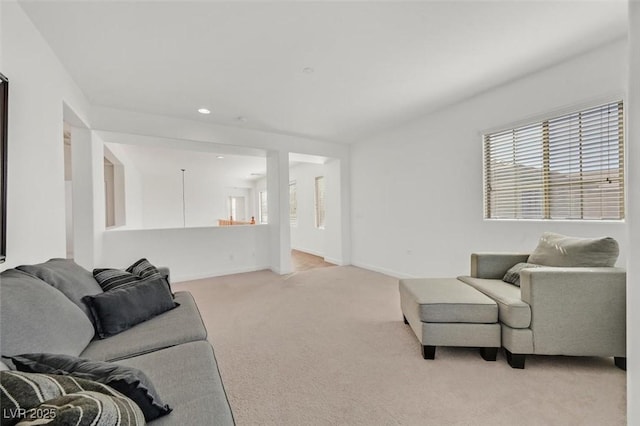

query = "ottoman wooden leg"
[
  {"left": 422, "top": 345, "right": 436, "bottom": 360},
  {"left": 480, "top": 347, "right": 498, "bottom": 361}
]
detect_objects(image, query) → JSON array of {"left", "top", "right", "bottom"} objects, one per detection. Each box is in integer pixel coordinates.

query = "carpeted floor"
[{"left": 174, "top": 266, "right": 626, "bottom": 426}]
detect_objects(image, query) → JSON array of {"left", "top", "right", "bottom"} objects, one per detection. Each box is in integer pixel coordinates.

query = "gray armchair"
[{"left": 457, "top": 252, "right": 626, "bottom": 369}]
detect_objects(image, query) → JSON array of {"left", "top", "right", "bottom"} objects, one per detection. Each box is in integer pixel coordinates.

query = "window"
[
  {"left": 228, "top": 196, "right": 245, "bottom": 221},
  {"left": 259, "top": 191, "right": 268, "bottom": 224},
  {"left": 289, "top": 181, "right": 297, "bottom": 226},
  {"left": 314, "top": 176, "right": 326, "bottom": 228},
  {"left": 484, "top": 101, "right": 624, "bottom": 220}
]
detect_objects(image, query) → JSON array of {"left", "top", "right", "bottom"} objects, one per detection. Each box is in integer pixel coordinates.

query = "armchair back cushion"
[{"left": 527, "top": 232, "right": 619, "bottom": 267}]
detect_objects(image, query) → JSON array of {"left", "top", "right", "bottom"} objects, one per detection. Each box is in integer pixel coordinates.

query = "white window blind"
[
  {"left": 484, "top": 101, "right": 624, "bottom": 220},
  {"left": 315, "top": 176, "right": 326, "bottom": 228},
  {"left": 289, "top": 181, "right": 297, "bottom": 226}
]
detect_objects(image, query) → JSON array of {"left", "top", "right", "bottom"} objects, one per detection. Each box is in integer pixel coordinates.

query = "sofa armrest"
[
  {"left": 470, "top": 253, "right": 530, "bottom": 279},
  {"left": 519, "top": 267, "right": 626, "bottom": 356}
]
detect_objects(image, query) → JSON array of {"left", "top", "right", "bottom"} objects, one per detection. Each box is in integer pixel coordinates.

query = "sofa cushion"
[
  {"left": 16, "top": 258, "right": 103, "bottom": 325},
  {"left": 115, "top": 341, "right": 235, "bottom": 426},
  {"left": 527, "top": 232, "right": 619, "bottom": 267},
  {"left": 83, "top": 277, "right": 178, "bottom": 339},
  {"left": 0, "top": 269, "right": 95, "bottom": 358},
  {"left": 457, "top": 276, "right": 531, "bottom": 328},
  {"left": 0, "top": 370, "right": 145, "bottom": 425},
  {"left": 11, "top": 353, "right": 172, "bottom": 421},
  {"left": 81, "top": 291, "right": 207, "bottom": 361},
  {"left": 502, "top": 262, "right": 542, "bottom": 287},
  {"left": 399, "top": 278, "right": 497, "bottom": 323}
]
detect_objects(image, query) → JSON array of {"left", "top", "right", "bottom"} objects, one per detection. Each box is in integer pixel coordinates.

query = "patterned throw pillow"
[
  {"left": 93, "top": 258, "right": 170, "bottom": 293},
  {"left": 502, "top": 262, "right": 542, "bottom": 287},
  {"left": 0, "top": 370, "right": 145, "bottom": 426},
  {"left": 11, "top": 353, "right": 172, "bottom": 421}
]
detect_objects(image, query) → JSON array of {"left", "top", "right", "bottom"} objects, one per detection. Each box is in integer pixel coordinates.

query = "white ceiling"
[
  {"left": 20, "top": 1, "right": 628, "bottom": 144},
  {"left": 105, "top": 142, "right": 267, "bottom": 182}
]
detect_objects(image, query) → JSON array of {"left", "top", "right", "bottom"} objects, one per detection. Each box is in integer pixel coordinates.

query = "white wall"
[
  {"left": 289, "top": 162, "right": 326, "bottom": 256},
  {"left": 351, "top": 39, "right": 628, "bottom": 278},
  {"left": 103, "top": 143, "right": 143, "bottom": 229},
  {"left": 90, "top": 105, "right": 351, "bottom": 276},
  {"left": 101, "top": 224, "right": 270, "bottom": 282},
  {"left": 267, "top": 150, "right": 292, "bottom": 274},
  {"left": 103, "top": 142, "right": 263, "bottom": 229},
  {"left": 70, "top": 126, "right": 105, "bottom": 270},
  {"left": 139, "top": 168, "right": 254, "bottom": 229},
  {"left": 324, "top": 158, "right": 349, "bottom": 265},
  {"left": 627, "top": 2, "right": 639, "bottom": 424},
  {"left": 0, "top": 2, "right": 92, "bottom": 269}
]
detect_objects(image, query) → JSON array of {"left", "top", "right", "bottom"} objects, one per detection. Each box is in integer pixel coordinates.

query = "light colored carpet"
[{"left": 174, "top": 266, "right": 626, "bottom": 426}]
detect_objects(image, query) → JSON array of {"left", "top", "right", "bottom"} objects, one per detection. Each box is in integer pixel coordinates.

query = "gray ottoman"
[{"left": 399, "top": 278, "right": 500, "bottom": 360}]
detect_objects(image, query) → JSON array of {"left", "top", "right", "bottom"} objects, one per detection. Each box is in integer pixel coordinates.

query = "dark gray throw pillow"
[
  {"left": 10, "top": 353, "right": 172, "bottom": 421},
  {"left": 503, "top": 262, "right": 542, "bottom": 287},
  {"left": 83, "top": 278, "right": 178, "bottom": 339},
  {"left": 16, "top": 258, "right": 103, "bottom": 326}
]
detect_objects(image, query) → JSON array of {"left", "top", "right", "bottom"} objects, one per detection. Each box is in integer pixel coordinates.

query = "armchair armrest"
[
  {"left": 470, "top": 253, "right": 530, "bottom": 279},
  {"left": 520, "top": 267, "right": 626, "bottom": 356}
]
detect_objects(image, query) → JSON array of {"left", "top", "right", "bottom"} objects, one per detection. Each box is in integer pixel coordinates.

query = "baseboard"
[
  {"left": 174, "top": 261, "right": 415, "bottom": 282},
  {"left": 173, "top": 265, "right": 270, "bottom": 283},
  {"left": 291, "top": 246, "right": 324, "bottom": 258},
  {"left": 324, "top": 256, "right": 344, "bottom": 266},
  {"left": 350, "top": 261, "right": 416, "bottom": 279},
  {"left": 292, "top": 248, "right": 344, "bottom": 266}
]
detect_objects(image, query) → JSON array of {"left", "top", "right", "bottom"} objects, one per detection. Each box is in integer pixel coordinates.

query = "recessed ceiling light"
[
  {"left": 217, "top": 155, "right": 224, "bottom": 159},
  {"left": 302, "top": 67, "right": 314, "bottom": 74},
  {"left": 198, "top": 108, "right": 211, "bottom": 114}
]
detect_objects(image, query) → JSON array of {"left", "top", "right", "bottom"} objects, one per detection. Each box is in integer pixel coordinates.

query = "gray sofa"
[
  {"left": 458, "top": 251, "right": 626, "bottom": 369},
  {"left": 0, "top": 260, "right": 235, "bottom": 425}
]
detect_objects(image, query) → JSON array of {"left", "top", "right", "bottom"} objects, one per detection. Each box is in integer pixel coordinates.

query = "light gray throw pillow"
[
  {"left": 17, "top": 258, "right": 103, "bottom": 325},
  {"left": 527, "top": 232, "right": 619, "bottom": 267},
  {"left": 0, "top": 269, "right": 95, "bottom": 358}
]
